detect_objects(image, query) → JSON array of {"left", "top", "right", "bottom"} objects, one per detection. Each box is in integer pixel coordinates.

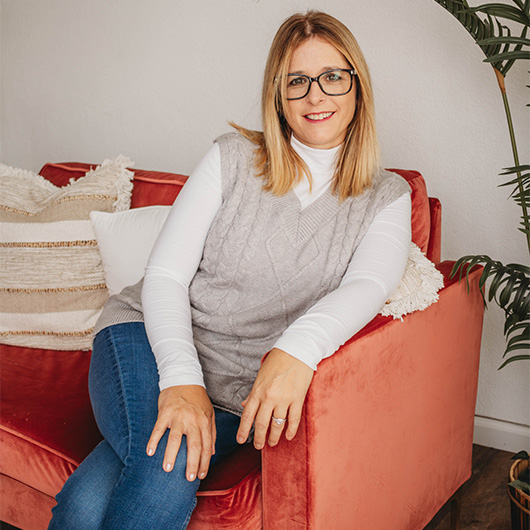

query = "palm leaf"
[
  {"left": 433, "top": 0, "right": 529, "bottom": 75},
  {"left": 498, "top": 164, "right": 530, "bottom": 235},
  {"left": 506, "top": 331, "right": 529, "bottom": 353},
  {"left": 432, "top": 0, "right": 505, "bottom": 70},
  {"left": 485, "top": 50, "right": 530, "bottom": 61},
  {"left": 506, "top": 320, "right": 529, "bottom": 336},
  {"left": 511, "top": 277, "right": 530, "bottom": 309},
  {"left": 489, "top": 264, "right": 509, "bottom": 300},
  {"left": 499, "top": 173, "right": 530, "bottom": 190},
  {"left": 466, "top": 3, "right": 530, "bottom": 25},
  {"left": 478, "top": 35, "right": 530, "bottom": 45},
  {"left": 451, "top": 256, "right": 530, "bottom": 367},
  {"left": 501, "top": 165, "right": 530, "bottom": 173},
  {"left": 499, "top": 354, "right": 530, "bottom": 369},
  {"left": 499, "top": 275, "right": 517, "bottom": 306}
]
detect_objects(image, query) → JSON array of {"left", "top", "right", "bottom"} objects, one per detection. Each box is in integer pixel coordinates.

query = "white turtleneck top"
[{"left": 142, "top": 136, "right": 411, "bottom": 391}]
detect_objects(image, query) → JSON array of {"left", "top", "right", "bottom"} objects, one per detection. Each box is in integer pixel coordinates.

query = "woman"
[{"left": 49, "top": 10, "right": 411, "bottom": 529}]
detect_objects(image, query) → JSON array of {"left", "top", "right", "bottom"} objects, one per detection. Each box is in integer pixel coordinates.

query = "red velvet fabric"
[
  {"left": 427, "top": 197, "right": 442, "bottom": 263},
  {"left": 0, "top": 346, "right": 100, "bottom": 466},
  {"left": 388, "top": 168, "right": 431, "bottom": 255},
  {"left": 189, "top": 445, "right": 262, "bottom": 529},
  {"left": 0, "top": 474, "right": 56, "bottom": 530},
  {"left": 38, "top": 162, "right": 188, "bottom": 207}
]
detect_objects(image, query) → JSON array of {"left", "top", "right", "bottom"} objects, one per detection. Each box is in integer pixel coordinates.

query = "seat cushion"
[
  {"left": 190, "top": 445, "right": 262, "bottom": 529},
  {"left": 0, "top": 474, "right": 57, "bottom": 530},
  {"left": 0, "top": 345, "right": 101, "bottom": 496}
]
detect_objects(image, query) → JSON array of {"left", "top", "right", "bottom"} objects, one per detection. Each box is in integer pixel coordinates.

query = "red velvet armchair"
[{"left": 0, "top": 162, "right": 484, "bottom": 530}]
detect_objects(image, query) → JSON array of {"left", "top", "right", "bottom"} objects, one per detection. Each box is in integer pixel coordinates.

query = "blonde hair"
[{"left": 232, "top": 10, "right": 380, "bottom": 200}]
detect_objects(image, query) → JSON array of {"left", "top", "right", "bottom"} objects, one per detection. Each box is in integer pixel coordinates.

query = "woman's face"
[{"left": 283, "top": 37, "right": 357, "bottom": 150}]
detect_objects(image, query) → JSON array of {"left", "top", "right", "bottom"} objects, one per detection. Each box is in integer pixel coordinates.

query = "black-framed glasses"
[{"left": 285, "top": 68, "right": 356, "bottom": 100}]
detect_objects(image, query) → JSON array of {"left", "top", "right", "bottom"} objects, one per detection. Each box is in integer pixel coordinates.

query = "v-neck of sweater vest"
[{"left": 274, "top": 135, "right": 346, "bottom": 245}]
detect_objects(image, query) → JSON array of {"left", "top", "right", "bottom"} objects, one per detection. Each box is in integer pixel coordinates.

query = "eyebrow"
[{"left": 289, "top": 66, "right": 345, "bottom": 75}]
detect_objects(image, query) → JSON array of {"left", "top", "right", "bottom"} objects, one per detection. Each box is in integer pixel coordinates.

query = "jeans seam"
[
  {"left": 180, "top": 497, "right": 197, "bottom": 530},
  {"left": 106, "top": 325, "right": 133, "bottom": 466}
]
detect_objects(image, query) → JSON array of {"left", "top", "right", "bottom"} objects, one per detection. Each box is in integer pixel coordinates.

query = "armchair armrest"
[{"left": 262, "top": 261, "right": 484, "bottom": 530}]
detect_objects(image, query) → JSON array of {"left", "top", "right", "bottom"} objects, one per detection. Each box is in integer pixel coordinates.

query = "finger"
[
  {"left": 185, "top": 427, "right": 202, "bottom": 482},
  {"left": 285, "top": 402, "right": 303, "bottom": 441},
  {"left": 210, "top": 414, "right": 217, "bottom": 456},
  {"left": 252, "top": 404, "right": 274, "bottom": 450},
  {"left": 267, "top": 408, "right": 288, "bottom": 447},
  {"left": 237, "top": 396, "right": 259, "bottom": 444},
  {"left": 198, "top": 422, "right": 213, "bottom": 480},
  {"left": 146, "top": 418, "right": 169, "bottom": 457},
  {"left": 162, "top": 425, "right": 183, "bottom": 472}
]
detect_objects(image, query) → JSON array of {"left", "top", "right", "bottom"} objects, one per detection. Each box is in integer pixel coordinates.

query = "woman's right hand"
[{"left": 146, "top": 385, "right": 216, "bottom": 481}]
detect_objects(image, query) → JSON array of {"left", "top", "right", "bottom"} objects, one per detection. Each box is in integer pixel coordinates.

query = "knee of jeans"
[
  {"left": 128, "top": 431, "right": 189, "bottom": 473},
  {"left": 50, "top": 481, "right": 109, "bottom": 530},
  {"left": 123, "top": 435, "right": 197, "bottom": 495},
  {"left": 131, "top": 447, "right": 188, "bottom": 481}
]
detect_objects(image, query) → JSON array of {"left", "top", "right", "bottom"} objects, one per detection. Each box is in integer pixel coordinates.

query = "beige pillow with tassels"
[{"left": 0, "top": 156, "right": 134, "bottom": 350}]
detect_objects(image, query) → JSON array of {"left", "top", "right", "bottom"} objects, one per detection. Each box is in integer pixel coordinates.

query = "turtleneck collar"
[
  {"left": 289, "top": 135, "right": 342, "bottom": 207},
  {"left": 290, "top": 134, "right": 341, "bottom": 176}
]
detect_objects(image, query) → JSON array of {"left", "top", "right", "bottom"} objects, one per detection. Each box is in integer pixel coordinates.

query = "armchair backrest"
[{"left": 39, "top": 163, "right": 441, "bottom": 263}]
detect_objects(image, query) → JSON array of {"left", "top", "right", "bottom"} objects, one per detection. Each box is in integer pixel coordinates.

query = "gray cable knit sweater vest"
[{"left": 95, "top": 132, "right": 410, "bottom": 415}]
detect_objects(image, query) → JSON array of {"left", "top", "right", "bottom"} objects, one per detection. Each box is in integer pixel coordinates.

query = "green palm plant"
[{"left": 432, "top": 0, "right": 529, "bottom": 368}]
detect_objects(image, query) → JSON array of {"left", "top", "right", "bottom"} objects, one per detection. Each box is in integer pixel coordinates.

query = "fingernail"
[
  {"left": 255, "top": 443, "right": 263, "bottom": 450},
  {"left": 147, "top": 448, "right": 154, "bottom": 456},
  {"left": 165, "top": 463, "right": 171, "bottom": 471},
  {"left": 237, "top": 435, "right": 245, "bottom": 444},
  {"left": 189, "top": 473, "right": 195, "bottom": 481},
  {"left": 199, "top": 472, "right": 206, "bottom": 479}
]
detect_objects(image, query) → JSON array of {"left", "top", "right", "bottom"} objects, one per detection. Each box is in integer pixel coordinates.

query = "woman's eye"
[
  {"left": 325, "top": 72, "right": 342, "bottom": 82},
  {"left": 289, "top": 76, "right": 307, "bottom": 87}
]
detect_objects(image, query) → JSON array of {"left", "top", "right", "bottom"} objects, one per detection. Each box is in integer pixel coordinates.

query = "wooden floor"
[
  {"left": 424, "top": 444, "right": 512, "bottom": 530},
  {"left": 0, "top": 445, "right": 515, "bottom": 530}
]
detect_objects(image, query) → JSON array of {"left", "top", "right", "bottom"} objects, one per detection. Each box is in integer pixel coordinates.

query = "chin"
[{"left": 307, "top": 138, "right": 340, "bottom": 149}]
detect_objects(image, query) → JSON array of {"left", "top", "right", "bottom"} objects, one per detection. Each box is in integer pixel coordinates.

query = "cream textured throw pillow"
[
  {"left": 0, "top": 156, "right": 134, "bottom": 350},
  {"left": 379, "top": 242, "right": 444, "bottom": 320}
]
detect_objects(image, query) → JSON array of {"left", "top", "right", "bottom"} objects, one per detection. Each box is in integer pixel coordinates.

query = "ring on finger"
[{"left": 271, "top": 415, "right": 287, "bottom": 426}]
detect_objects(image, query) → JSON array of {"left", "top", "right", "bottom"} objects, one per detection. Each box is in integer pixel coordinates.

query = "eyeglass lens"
[{"left": 286, "top": 69, "right": 353, "bottom": 100}]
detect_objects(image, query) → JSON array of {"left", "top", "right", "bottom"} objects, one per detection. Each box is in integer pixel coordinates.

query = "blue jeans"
[{"left": 49, "top": 322, "right": 241, "bottom": 530}]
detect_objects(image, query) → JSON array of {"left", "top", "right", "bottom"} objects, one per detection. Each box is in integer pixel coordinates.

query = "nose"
[{"left": 306, "top": 80, "right": 326, "bottom": 104}]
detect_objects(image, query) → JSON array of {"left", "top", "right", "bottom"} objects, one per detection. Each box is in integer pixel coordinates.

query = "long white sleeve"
[
  {"left": 273, "top": 193, "right": 411, "bottom": 369},
  {"left": 142, "top": 143, "right": 222, "bottom": 390}
]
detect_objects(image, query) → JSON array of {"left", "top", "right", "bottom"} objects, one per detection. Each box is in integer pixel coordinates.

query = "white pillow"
[{"left": 90, "top": 205, "right": 171, "bottom": 296}]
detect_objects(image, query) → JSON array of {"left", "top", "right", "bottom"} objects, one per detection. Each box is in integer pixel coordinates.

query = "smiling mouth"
[{"left": 304, "top": 112, "right": 334, "bottom": 122}]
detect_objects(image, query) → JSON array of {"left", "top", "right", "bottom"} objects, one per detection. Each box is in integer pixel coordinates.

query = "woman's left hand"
[{"left": 236, "top": 348, "right": 314, "bottom": 449}]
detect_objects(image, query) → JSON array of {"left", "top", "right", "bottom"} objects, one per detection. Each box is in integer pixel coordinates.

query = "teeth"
[{"left": 306, "top": 112, "right": 333, "bottom": 121}]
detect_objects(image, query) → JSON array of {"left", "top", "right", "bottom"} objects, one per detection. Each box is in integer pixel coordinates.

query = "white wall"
[
  {"left": 1, "top": 0, "right": 529, "bottom": 450},
  {"left": 0, "top": 0, "right": 3, "bottom": 161}
]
